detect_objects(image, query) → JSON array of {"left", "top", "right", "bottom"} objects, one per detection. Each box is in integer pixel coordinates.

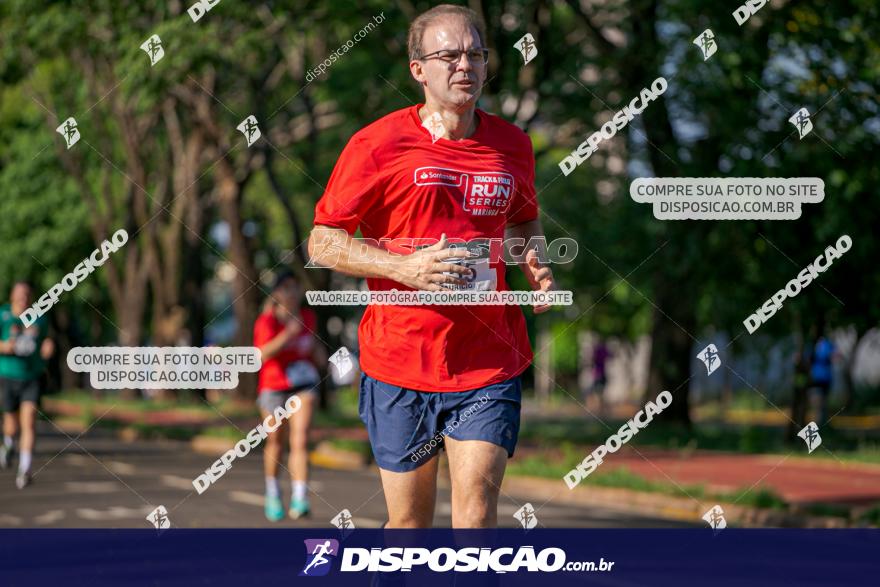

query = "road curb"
[
  {"left": 190, "top": 435, "right": 236, "bottom": 455},
  {"left": 502, "top": 475, "right": 854, "bottom": 528},
  {"left": 310, "top": 441, "right": 369, "bottom": 470},
  {"left": 185, "top": 434, "right": 370, "bottom": 472}
]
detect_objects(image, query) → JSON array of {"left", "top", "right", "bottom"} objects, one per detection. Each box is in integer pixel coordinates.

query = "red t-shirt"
[
  {"left": 313, "top": 105, "right": 538, "bottom": 392},
  {"left": 253, "top": 307, "right": 318, "bottom": 393}
]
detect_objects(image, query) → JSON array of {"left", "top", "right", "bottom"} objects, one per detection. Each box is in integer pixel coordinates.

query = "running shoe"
[
  {"left": 264, "top": 494, "right": 284, "bottom": 522},
  {"left": 0, "top": 444, "right": 13, "bottom": 470},
  {"left": 289, "top": 498, "right": 311, "bottom": 520},
  {"left": 15, "top": 471, "right": 31, "bottom": 490}
]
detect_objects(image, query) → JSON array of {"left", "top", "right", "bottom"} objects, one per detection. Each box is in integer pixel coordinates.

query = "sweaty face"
[{"left": 412, "top": 17, "right": 486, "bottom": 109}]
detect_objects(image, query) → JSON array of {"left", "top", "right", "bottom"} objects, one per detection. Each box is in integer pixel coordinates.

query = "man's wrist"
[{"left": 377, "top": 254, "right": 401, "bottom": 281}]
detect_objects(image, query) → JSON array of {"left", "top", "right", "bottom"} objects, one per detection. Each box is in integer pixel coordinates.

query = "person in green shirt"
[{"left": 0, "top": 281, "right": 54, "bottom": 489}]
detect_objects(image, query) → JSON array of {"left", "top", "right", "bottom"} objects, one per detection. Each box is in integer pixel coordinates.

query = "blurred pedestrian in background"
[
  {"left": 809, "top": 320, "right": 837, "bottom": 426},
  {"left": 253, "top": 271, "right": 325, "bottom": 521},
  {"left": 589, "top": 338, "right": 611, "bottom": 417},
  {"left": 0, "top": 281, "right": 54, "bottom": 489}
]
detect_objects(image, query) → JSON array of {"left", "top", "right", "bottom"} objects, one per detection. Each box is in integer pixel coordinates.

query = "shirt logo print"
[{"left": 413, "top": 167, "right": 515, "bottom": 217}]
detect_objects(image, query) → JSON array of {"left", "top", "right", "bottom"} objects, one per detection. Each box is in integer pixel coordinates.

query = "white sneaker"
[
  {"left": 15, "top": 471, "right": 31, "bottom": 490},
  {"left": 0, "top": 444, "right": 14, "bottom": 469}
]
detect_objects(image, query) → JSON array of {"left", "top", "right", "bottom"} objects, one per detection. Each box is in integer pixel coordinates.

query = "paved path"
[{"left": 0, "top": 422, "right": 696, "bottom": 528}]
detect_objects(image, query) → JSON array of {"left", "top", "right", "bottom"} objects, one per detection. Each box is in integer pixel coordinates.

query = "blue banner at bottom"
[{"left": 1, "top": 529, "right": 877, "bottom": 586}]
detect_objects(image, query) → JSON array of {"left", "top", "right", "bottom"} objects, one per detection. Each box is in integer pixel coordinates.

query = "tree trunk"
[{"left": 215, "top": 160, "right": 261, "bottom": 399}]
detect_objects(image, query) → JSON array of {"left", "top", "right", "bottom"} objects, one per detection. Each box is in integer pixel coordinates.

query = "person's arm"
[
  {"left": 307, "top": 226, "right": 474, "bottom": 290},
  {"left": 256, "top": 317, "right": 302, "bottom": 362},
  {"left": 504, "top": 218, "right": 557, "bottom": 314},
  {"left": 40, "top": 337, "right": 55, "bottom": 360}
]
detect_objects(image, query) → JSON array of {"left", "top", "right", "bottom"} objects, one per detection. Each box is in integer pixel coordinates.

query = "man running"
[
  {"left": 308, "top": 4, "right": 555, "bottom": 528},
  {"left": 0, "top": 281, "right": 54, "bottom": 489}
]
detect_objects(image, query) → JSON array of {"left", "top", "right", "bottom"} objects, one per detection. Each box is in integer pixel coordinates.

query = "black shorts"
[{"left": 0, "top": 377, "right": 41, "bottom": 412}]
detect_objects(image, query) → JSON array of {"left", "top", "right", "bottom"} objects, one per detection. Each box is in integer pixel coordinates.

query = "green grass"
[
  {"left": 508, "top": 445, "right": 789, "bottom": 511},
  {"left": 858, "top": 504, "right": 880, "bottom": 525},
  {"left": 802, "top": 503, "right": 852, "bottom": 519},
  {"left": 325, "top": 437, "right": 372, "bottom": 459},
  {"left": 47, "top": 389, "right": 256, "bottom": 417},
  {"left": 519, "top": 419, "right": 790, "bottom": 454},
  {"left": 715, "top": 487, "right": 787, "bottom": 510},
  {"left": 519, "top": 415, "right": 880, "bottom": 464},
  {"left": 312, "top": 385, "right": 362, "bottom": 429}
]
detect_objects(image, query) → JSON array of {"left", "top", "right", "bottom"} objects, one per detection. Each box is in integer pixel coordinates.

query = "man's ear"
[{"left": 409, "top": 60, "right": 426, "bottom": 85}]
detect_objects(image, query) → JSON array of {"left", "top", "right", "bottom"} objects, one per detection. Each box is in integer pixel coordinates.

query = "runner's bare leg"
[
  {"left": 445, "top": 438, "right": 506, "bottom": 528},
  {"left": 2, "top": 411, "right": 17, "bottom": 442},
  {"left": 19, "top": 401, "right": 36, "bottom": 455},
  {"left": 288, "top": 392, "right": 315, "bottom": 482},
  {"left": 261, "top": 410, "right": 286, "bottom": 478},
  {"left": 379, "top": 455, "right": 439, "bottom": 528}
]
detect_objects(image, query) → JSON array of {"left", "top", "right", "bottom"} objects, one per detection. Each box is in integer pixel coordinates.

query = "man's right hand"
[
  {"left": 283, "top": 318, "right": 304, "bottom": 339},
  {"left": 388, "top": 233, "right": 475, "bottom": 291}
]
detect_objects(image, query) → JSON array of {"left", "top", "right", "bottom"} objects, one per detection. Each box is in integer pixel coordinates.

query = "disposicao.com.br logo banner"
[
  {"left": 1, "top": 529, "right": 876, "bottom": 586},
  {"left": 299, "top": 537, "right": 611, "bottom": 577}
]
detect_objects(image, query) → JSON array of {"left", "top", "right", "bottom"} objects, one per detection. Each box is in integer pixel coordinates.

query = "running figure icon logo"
[
  {"left": 514, "top": 33, "right": 538, "bottom": 65},
  {"left": 140, "top": 34, "right": 164, "bottom": 66},
  {"left": 789, "top": 108, "right": 813, "bottom": 139},
  {"left": 56, "top": 117, "right": 80, "bottom": 149},
  {"left": 146, "top": 505, "right": 171, "bottom": 530},
  {"left": 329, "top": 347, "right": 354, "bottom": 379},
  {"left": 331, "top": 508, "right": 356, "bottom": 539},
  {"left": 702, "top": 504, "right": 727, "bottom": 533},
  {"left": 693, "top": 29, "right": 717, "bottom": 61},
  {"left": 237, "top": 115, "right": 261, "bottom": 147},
  {"left": 300, "top": 539, "right": 339, "bottom": 577},
  {"left": 696, "top": 344, "right": 721, "bottom": 376},
  {"left": 798, "top": 422, "right": 822, "bottom": 453},
  {"left": 513, "top": 503, "right": 538, "bottom": 530}
]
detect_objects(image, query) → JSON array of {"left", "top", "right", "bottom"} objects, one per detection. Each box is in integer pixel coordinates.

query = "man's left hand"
[{"left": 525, "top": 248, "right": 556, "bottom": 314}]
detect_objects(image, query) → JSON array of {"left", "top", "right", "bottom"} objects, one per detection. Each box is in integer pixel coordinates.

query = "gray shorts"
[{"left": 256, "top": 388, "right": 317, "bottom": 414}]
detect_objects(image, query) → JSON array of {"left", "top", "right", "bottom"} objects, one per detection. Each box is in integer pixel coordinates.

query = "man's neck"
[{"left": 419, "top": 103, "right": 478, "bottom": 141}]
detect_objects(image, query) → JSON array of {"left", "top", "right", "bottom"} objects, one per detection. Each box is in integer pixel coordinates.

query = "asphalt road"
[{"left": 0, "top": 422, "right": 697, "bottom": 529}]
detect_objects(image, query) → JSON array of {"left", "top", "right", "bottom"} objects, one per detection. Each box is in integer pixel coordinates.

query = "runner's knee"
[
  {"left": 388, "top": 511, "right": 433, "bottom": 528},
  {"left": 453, "top": 501, "right": 495, "bottom": 528}
]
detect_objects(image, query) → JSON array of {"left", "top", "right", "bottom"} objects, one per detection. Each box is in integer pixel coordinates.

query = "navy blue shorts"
[{"left": 358, "top": 372, "right": 522, "bottom": 473}]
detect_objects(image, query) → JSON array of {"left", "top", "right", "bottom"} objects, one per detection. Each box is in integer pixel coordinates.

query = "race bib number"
[
  {"left": 13, "top": 326, "right": 39, "bottom": 357},
  {"left": 285, "top": 360, "right": 320, "bottom": 390},
  {"left": 440, "top": 239, "right": 498, "bottom": 291},
  {"left": 13, "top": 334, "right": 37, "bottom": 357}
]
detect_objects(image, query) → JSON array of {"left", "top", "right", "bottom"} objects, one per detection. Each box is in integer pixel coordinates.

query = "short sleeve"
[
  {"left": 506, "top": 136, "right": 538, "bottom": 225},
  {"left": 313, "top": 135, "right": 382, "bottom": 235},
  {"left": 253, "top": 314, "right": 276, "bottom": 347}
]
